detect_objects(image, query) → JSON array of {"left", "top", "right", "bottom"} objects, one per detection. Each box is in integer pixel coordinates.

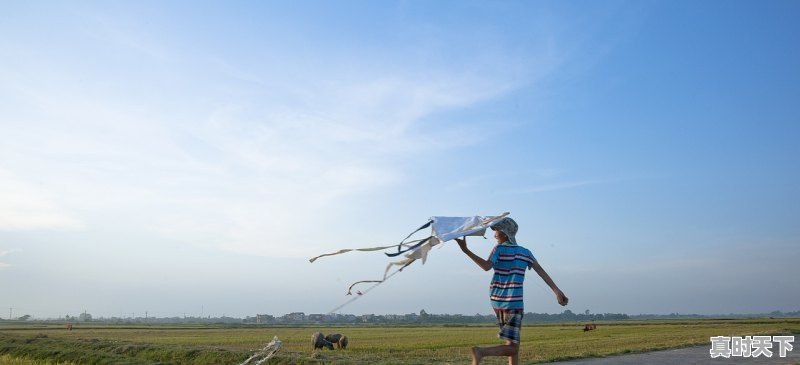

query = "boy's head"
[{"left": 491, "top": 217, "right": 518, "bottom": 244}]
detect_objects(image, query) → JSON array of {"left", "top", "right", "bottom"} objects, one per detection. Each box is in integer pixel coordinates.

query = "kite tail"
[
  {"left": 345, "top": 257, "right": 417, "bottom": 295},
  {"left": 393, "top": 220, "right": 432, "bottom": 255},
  {"left": 327, "top": 260, "right": 414, "bottom": 314},
  {"left": 308, "top": 239, "right": 428, "bottom": 263},
  {"left": 385, "top": 236, "right": 431, "bottom": 257},
  {"left": 346, "top": 280, "right": 382, "bottom": 295},
  {"left": 311, "top": 213, "right": 512, "bottom": 315}
]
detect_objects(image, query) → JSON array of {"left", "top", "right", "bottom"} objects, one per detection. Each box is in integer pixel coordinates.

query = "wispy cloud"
[
  {"left": 0, "top": 248, "right": 21, "bottom": 269},
  {"left": 190, "top": 67, "right": 527, "bottom": 257},
  {"left": 0, "top": 249, "right": 21, "bottom": 257},
  {"left": 509, "top": 174, "right": 658, "bottom": 194},
  {"left": 0, "top": 10, "right": 559, "bottom": 258},
  {"left": 445, "top": 169, "right": 566, "bottom": 191},
  {"left": 511, "top": 178, "right": 615, "bottom": 194}
]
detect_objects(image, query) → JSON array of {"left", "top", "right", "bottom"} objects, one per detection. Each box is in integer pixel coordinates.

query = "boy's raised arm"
[{"left": 455, "top": 237, "right": 493, "bottom": 271}]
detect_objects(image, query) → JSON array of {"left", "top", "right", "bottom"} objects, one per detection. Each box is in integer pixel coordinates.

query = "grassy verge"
[{"left": 1, "top": 318, "right": 798, "bottom": 364}]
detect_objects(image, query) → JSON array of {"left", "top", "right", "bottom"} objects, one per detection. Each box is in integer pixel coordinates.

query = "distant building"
[
  {"left": 307, "top": 314, "right": 326, "bottom": 322},
  {"left": 283, "top": 312, "right": 305, "bottom": 322},
  {"left": 255, "top": 314, "right": 274, "bottom": 324}
]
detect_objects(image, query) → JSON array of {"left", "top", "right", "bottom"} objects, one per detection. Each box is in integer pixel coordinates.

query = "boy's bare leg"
[
  {"left": 471, "top": 341, "right": 519, "bottom": 365},
  {"left": 509, "top": 349, "right": 519, "bottom": 365},
  {"left": 508, "top": 344, "right": 519, "bottom": 365},
  {"left": 471, "top": 346, "right": 482, "bottom": 365}
]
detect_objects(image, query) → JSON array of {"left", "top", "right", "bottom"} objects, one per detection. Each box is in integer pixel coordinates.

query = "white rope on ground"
[{"left": 238, "top": 336, "right": 282, "bottom": 365}]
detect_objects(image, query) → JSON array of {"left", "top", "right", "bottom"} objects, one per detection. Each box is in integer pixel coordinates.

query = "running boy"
[{"left": 456, "top": 217, "right": 568, "bottom": 365}]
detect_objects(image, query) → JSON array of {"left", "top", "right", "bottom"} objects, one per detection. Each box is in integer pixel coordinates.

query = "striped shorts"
[{"left": 495, "top": 309, "right": 524, "bottom": 343}]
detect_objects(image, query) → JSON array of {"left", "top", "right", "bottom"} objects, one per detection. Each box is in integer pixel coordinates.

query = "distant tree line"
[
  {"left": 238, "top": 309, "right": 635, "bottom": 325},
  {"left": 7, "top": 309, "right": 799, "bottom": 324}
]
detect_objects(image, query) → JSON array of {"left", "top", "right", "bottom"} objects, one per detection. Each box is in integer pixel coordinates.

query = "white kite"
[{"left": 309, "top": 212, "right": 510, "bottom": 296}]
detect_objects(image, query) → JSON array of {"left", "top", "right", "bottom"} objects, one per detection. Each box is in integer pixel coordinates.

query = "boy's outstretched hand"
[{"left": 556, "top": 290, "right": 569, "bottom": 306}]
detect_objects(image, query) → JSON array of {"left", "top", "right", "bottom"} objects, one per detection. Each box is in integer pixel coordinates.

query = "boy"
[{"left": 456, "top": 217, "right": 568, "bottom": 365}]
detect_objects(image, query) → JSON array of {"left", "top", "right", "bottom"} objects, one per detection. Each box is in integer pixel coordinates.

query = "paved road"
[{"left": 550, "top": 345, "right": 800, "bottom": 365}]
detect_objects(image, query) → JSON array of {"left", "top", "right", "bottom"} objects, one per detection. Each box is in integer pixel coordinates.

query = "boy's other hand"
[{"left": 556, "top": 290, "right": 569, "bottom": 306}]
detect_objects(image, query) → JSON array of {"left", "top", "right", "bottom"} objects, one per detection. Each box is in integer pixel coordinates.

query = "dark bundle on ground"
[
  {"left": 311, "top": 332, "right": 334, "bottom": 350},
  {"left": 324, "top": 333, "right": 348, "bottom": 349}
]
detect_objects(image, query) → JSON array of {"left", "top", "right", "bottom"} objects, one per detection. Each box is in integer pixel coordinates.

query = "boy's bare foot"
[{"left": 471, "top": 346, "right": 483, "bottom": 365}]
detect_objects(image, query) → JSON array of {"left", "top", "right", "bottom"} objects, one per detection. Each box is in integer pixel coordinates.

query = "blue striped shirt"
[{"left": 489, "top": 242, "right": 536, "bottom": 310}]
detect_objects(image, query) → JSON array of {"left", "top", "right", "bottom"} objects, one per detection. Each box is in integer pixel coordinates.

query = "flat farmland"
[{"left": 1, "top": 319, "right": 798, "bottom": 364}]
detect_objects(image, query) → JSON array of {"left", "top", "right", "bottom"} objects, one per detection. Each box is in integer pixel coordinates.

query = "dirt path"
[{"left": 549, "top": 345, "right": 800, "bottom": 365}]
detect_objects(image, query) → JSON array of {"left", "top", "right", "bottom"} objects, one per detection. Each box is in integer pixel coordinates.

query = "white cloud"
[
  {"left": 0, "top": 9, "right": 559, "bottom": 258},
  {"left": 511, "top": 179, "right": 613, "bottom": 194},
  {"left": 0, "top": 248, "right": 21, "bottom": 257},
  {"left": 0, "top": 248, "right": 21, "bottom": 269},
  {"left": 0, "top": 63, "right": 523, "bottom": 257},
  {"left": 510, "top": 174, "right": 657, "bottom": 194},
  {"left": 187, "top": 70, "right": 520, "bottom": 257}
]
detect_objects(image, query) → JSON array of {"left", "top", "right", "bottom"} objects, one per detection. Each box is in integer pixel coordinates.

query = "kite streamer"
[{"left": 308, "top": 239, "right": 427, "bottom": 263}]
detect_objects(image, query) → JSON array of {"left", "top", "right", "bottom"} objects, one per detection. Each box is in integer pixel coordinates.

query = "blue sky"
[{"left": 1, "top": 0, "right": 798, "bottom": 319}]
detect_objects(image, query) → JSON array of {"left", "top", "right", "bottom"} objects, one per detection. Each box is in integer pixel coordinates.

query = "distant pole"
[{"left": 9, "top": 307, "right": 12, "bottom": 320}]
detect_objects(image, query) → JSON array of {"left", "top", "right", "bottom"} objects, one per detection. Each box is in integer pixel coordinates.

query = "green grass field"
[{"left": 1, "top": 318, "right": 798, "bottom": 364}]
